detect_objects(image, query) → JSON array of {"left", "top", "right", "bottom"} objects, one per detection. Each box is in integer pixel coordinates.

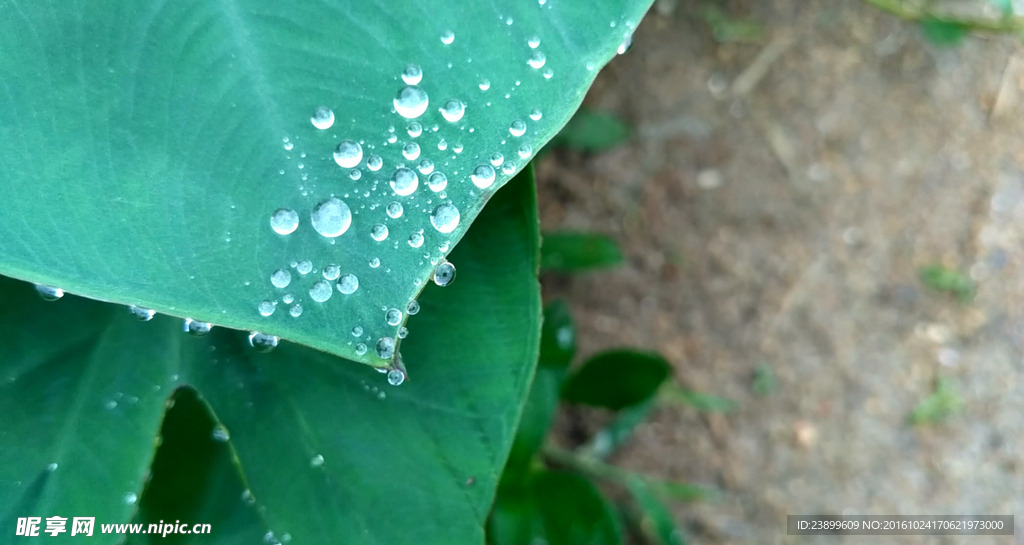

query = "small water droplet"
[
  {"left": 407, "top": 122, "right": 423, "bottom": 138},
  {"left": 402, "top": 142, "right": 421, "bottom": 161},
  {"left": 258, "top": 300, "right": 276, "bottom": 317},
  {"left": 501, "top": 161, "right": 517, "bottom": 175},
  {"left": 407, "top": 300, "right": 420, "bottom": 315},
  {"left": 370, "top": 224, "right": 389, "bottom": 242},
  {"left": 337, "top": 273, "right": 359, "bottom": 295},
  {"left": 440, "top": 30, "right": 455, "bottom": 45},
  {"left": 509, "top": 120, "right": 527, "bottom": 137},
  {"left": 401, "top": 64, "right": 423, "bottom": 85},
  {"left": 323, "top": 264, "right": 341, "bottom": 281},
  {"left": 394, "top": 86, "right": 430, "bottom": 119},
  {"left": 438, "top": 138, "right": 449, "bottom": 151},
  {"left": 352, "top": 325, "right": 364, "bottom": 337},
  {"left": 309, "top": 280, "right": 333, "bottom": 302},
  {"left": 387, "top": 369, "right": 405, "bottom": 385},
  {"left": 248, "top": 331, "right": 280, "bottom": 352},
  {"left": 124, "top": 492, "right": 138, "bottom": 505},
  {"left": 427, "top": 172, "right": 447, "bottom": 192},
  {"left": 479, "top": 79, "right": 491, "bottom": 91},
  {"left": 528, "top": 51, "right": 546, "bottom": 69},
  {"left": 433, "top": 261, "right": 456, "bottom": 286},
  {"left": 528, "top": 36, "right": 541, "bottom": 48},
  {"left": 376, "top": 337, "right": 396, "bottom": 359},
  {"left": 289, "top": 304, "right": 303, "bottom": 317},
  {"left": 430, "top": 202, "right": 460, "bottom": 233},
  {"left": 529, "top": 108, "right": 542, "bottom": 121},
  {"left": 296, "top": 260, "right": 313, "bottom": 275},
  {"left": 453, "top": 142, "right": 464, "bottom": 153},
  {"left": 440, "top": 99, "right": 465, "bottom": 122},
  {"left": 386, "top": 201, "right": 404, "bottom": 219},
  {"left": 311, "top": 106, "right": 335, "bottom": 130},
  {"left": 417, "top": 158, "right": 434, "bottom": 175},
  {"left": 470, "top": 164, "right": 496, "bottom": 189},
  {"left": 366, "top": 154, "right": 383, "bottom": 171},
  {"left": 282, "top": 137, "right": 294, "bottom": 151},
  {"left": 46, "top": 462, "right": 58, "bottom": 472},
  {"left": 129, "top": 305, "right": 156, "bottom": 321},
  {"left": 282, "top": 293, "right": 295, "bottom": 304},
  {"left": 518, "top": 144, "right": 533, "bottom": 159},
  {"left": 397, "top": 327, "right": 409, "bottom": 339},
  {"left": 617, "top": 33, "right": 634, "bottom": 55},
  {"left": 333, "top": 140, "right": 363, "bottom": 168},
  {"left": 369, "top": 257, "right": 381, "bottom": 268},
  {"left": 390, "top": 167, "right": 419, "bottom": 196},
  {"left": 490, "top": 152, "right": 504, "bottom": 167},
  {"left": 184, "top": 318, "right": 212, "bottom": 336},
  {"left": 241, "top": 489, "right": 256, "bottom": 506},
  {"left": 212, "top": 425, "right": 230, "bottom": 442},
  {"left": 310, "top": 454, "right": 325, "bottom": 468},
  {"left": 271, "top": 268, "right": 292, "bottom": 288},
  {"left": 270, "top": 208, "right": 300, "bottom": 235},
  {"left": 349, "top": 169, "right": 362, "bottom": 181},
  {"left": 355, "top": 343, "right": 368, "bottom": 355},
  {"left": 311, "top": 197, "right": 353, "bottom": 238},
  {"left": 408, "top": 232, "right": 424, "bottom": 248},
  {"left": 385, "top": 308, "right": 403, "bottom": 326}
]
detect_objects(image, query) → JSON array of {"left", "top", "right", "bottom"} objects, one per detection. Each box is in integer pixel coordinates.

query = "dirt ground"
[{"left": 536, "top": 1, "right": 1024, "bottom": 544}]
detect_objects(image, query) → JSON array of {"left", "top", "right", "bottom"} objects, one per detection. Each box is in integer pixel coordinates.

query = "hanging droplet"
[
  {"left": 427, "top": 172, "right": 448, "bottom": 192},
  {"left": 401, "top": 64, "right": 423, "bottom": 85},
  {"left": 371, "top": 224, "right": 389, "bottom": 242},
  {"left": 333, "top": 140, "right": 363, "bottom": 169},
  {"left": 440, "top": 99, "right": 465, "bottom": 123},
  {"left": 211, "top": 425, "right": 230, "bottom": 442},
  {"left": 617, "top": 32, "right": 634, "bottom": 55},
  {"left": 386, "top": 201, "right": 404, "bottom": 219},
  {"left": 337, "top": 273, "right": 359, "bottom": 295},
  {"left": 128, "top": 305, "right": 156, "bottom": 321},
  {"left": 309, "top": 280, "right": 333, "bottom": 303},
  {"left": 394, "top": 86, "right": 430, "bottom": 119},
  {"left": 440, "top": 30, "right": 455, "bottom": 45},
  {"left": 34, "top": 284, "right": 64, "bottom": 301},
  {"left": 407, "top": 300, "right": 420, "bottom": 315},
  {"left": 433, "top": 261, "right": 456, "bottom": 287},
  {"left": 311, "top": 197, "right": 352, "bottom": 238},
  {"left": 470, "top": 164, "right": 496, "bottom": 189},
  {"left": 184, "top": 318, "right": 212, "bottom": 336},
  {"left": 385, "top": 308, "right": 403, "bottom": 326},
  {"left": 430, "top": 202, "right": 460, "bottom": 233},
  {"left": 270, "top": 208, "right": 300, "bottom": 235},
  {"left": 376, "top": 337, "right": 396, "bottom": 359},
  {"left": 248, "top": 332, "right": 280, "bottom": 352},
  {"left": 390, "top": 167, "right": 419, "bottom": 196},
  {"left": 311, "top": 106, "right": 335, "bottom": 130},
  {"left": 387, "top": 369, "right": 405, "bottom": 386},
  {"left": 271, "top": 268, "right": 292, "bottom": 288}
]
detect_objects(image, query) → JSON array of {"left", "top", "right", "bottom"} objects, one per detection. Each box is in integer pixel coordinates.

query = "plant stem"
[{"left": 865, "top": 0, "right": 1024, "bottom": 33}]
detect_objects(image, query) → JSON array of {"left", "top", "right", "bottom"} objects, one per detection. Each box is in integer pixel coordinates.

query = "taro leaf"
[
  {"left": 541, "top": 232, "right": 624, "bottom": 273},
  {"left": 0, "top": 0, "right": 653, "bottom": 368},
  {"left": 561, "top": 350, "right": 671, "bottom": 411},
  {"left": 0, "top": 168, "right": 541, "bottom": 544}
]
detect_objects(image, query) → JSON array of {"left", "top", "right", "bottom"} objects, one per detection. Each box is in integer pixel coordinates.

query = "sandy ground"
[{"left": 537, "top": 1, "right": 1024, "bottom": 543}]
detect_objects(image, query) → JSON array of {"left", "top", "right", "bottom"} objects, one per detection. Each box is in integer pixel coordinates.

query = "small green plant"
[
  {"left": 867, "top": 0, "right": 1024, "bottom": 44},
  {"left": 909, "top": 376, "right": 964, "bottom": 425},
  {"left": 919, "top": 264, "right": 975, "bottom": 302}
]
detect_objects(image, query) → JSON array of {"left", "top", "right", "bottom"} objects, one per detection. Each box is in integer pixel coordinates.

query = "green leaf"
[
  {"left": 532, "top": 471, "right": 624, "bottom": 545},
  {"left": 0, "top": 0, "right": 652, "bottom": 368},
  {"left": 625, "top": 477, "right": 687, "bottom": 545},
  {"left": 909, "top": 376, "right": 963, "bottom": 425},
  {"left": 578, "top": 398, "right": 657, "bottom": 459},
  {"left": 920, "top": 18, "right": 969, "bottom": 46},
  {"left": 541, "top": 232, "right": 625, "bottom": 273},
  {"left": 660, "top": 386, "right": 737, "bottom": 413},
  {"left": 551, "top": 109, "right": 632, "bottom": 152},
  {"left": 919, "top": 264, "right": 975, "bottom": 302},
  {"left": 0, "top": 167, "right": 542, "bottom": 544},
  {"left": 752, "top": 364, "right": 778, "bottom": 397},
  {"left": 562, "top": 350, "right": 671, "bottom": 411}
]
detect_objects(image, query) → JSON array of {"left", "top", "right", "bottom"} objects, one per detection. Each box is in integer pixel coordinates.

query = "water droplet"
[
  {"left": 248, "top": 331, "right": 280, "bottom": 352},
  {"left": 528, "top": 36, "right": 541, "bottom": 48},
  {"left": 438, "top": 138, "right": 449, "bottom": 151},
  {"left": 311, "top": 197, "right": 352, "bottom": 237},
  {"left": 184, "top": 319, "right": 212, "bottom": 336},
  {"left": 333, "top": 140, "right": 363, "bottom": 168},
  {"left": 282, "top": 293, "right": 294, "bottom": 304},
  {"left": 376, "top": 337, "right": 396, "bottom": 359},
  {"left": 407, "top": 300, "right": 420, "bottom": 315},
  {"left": 124, "top": 492, "right": 138, "bottom": 505},
  {"left": 617, "top": 33, "right": 634, "bottom": 55},
  {"left": 490, "top": 152, "right": 504, "bottom": 166},
  {"left": 479, "top": 79, "right": 491, "bottom": 91},
  {"left": 241, "top": 489, "right": 256, "bottom": 506},
  {"left": 352, "top": 325, "right": 364, "bottom": 337},
  {"left": 296, "top": 260, "right": 313, "bottom": 275},
  {"left": 289, "top": 304, "right": 303, "bottom": 317},
  {"left": 270, "top": 208, "right": 300, "bottom": 235},
  {"left": 367, "top": 154, "right": 383, "bottom": 171},
  {"left": 440, "top": 99, "right": 465, "bottom": 123},
  {"left": 530, "top": 108, "right": 543, "bottom": 121},
  {"left": 386, "top": 201, "right": 404, "bottom": 219},
  {"left": 212, "top": 425, "right": 230, "bottom": 442},
  {"left": 408, "top": 232, "right": 424, "bottom": 248},
  {"left": 371, "top": 224, "right": 389, "bottom": 242},
  {"left": 509, "top": 120, "right": 527, "bottom": 137},
  {"left": 394, "top": 86, "right": 429, "bottom": 119},
  {"left": 369, "top": 257, "right": 381, "bottom": 268},
  {"left": 427, "top": 172, "right": 448, "bottom": 192},
  {"left": 470, "top": 164, "right": 496, "bottom": 189},
  {"left": 349, "top": 169, "right": 362, "bottom": 180},
  {"left": 401, "top": 64, "right": 423, "bottom": 85},
  {"left": 417, "top": 158, "right": 434, "bottom": 175},
  {"left": 309, "top": 280, "right": 333, "bottom": 303},
  {"left": 440, "top": 30, "right": 455, "bottom": 45},
  {"left": 402, "top": 142, "right": 421, "bottom": 161},
  {"left": 387, "top": 369, "right": 405, "bottom": 386},
  {"left": 430, "top": 202, "right": 460, "bottom": 233},
  {"left": 528, "top": 51, "right": 546, "bottom": 69},
  {"left": 385, "top": 308, "right": 403, "bottom": 326},
  {"left": 390, "top": 167, "right": 419, "bottom": 196},
  {"left": 323, "top": 264, "right": 341, "bottom": 281},
  {"left": 337, "top": 273, "right": 359, "bottom": 295},
  {"left": 407, "top": 122, "right": 423, "bottom": 138},
  {"left": 282, "top": 137, "right": 294, "bottom": 151},
  {"left": 433, "top": 261, "right": 456, "bottom": 286},
  {"left": 355, "top": 343, "right": 368, "bottom": 355},
  {"left": 310, "top": 454, "right": 325, "bottom": 468},
  {"left": 518, "top": 144, "right": 533, "bottom": 159},
  {"left": 271, "top": 269, "right": 292, "bottom": 288},
  {"left": 311, "top": 106, "right": 335, "bottom": 130},
  {"left": 47, "top": 462, "right": 58, "bottom": 472},
  {"left": 543, "top": 68, "right": 553, "bottom": 79},
  {"left": 453, "top": 142, "right": 464, "bottom": 153},
  {"left": 129, "top": 306, "right": 156, "bottom": 321},
  {"left": 34, "top": 284, "right": 63, "bottom": 301},
  {"left": 258, "top": 300, "right": 276, "bottom": 317},
  {"left": 501, "top": 161, "right": 517, "bottom": 175}
]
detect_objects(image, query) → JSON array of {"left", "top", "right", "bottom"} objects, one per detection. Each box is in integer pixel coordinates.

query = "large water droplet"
[
  {"left": 376, "top": 337, "right": 396, "bottom": 359},
  {"left": 407, "top": 300, "right": 420, "bottom": 315},
  {"left": 401, "top": 64, "right": 423, "bottom": 85},
  {"left": 333, "top": 140, "right": 363, "bottom": 169},
  {"left": 433, "top": 261, "right": 456, "bottom": 287},
  {"left": 509, "top": 120, "right": 527, "bottom": 137},
  {"left": 34, "top": 284, "right": 63, "bottom": 301},
  {"left": 371, "top": 224, "right": 389, "bottom": 242},
  {"left": 367, "top": 154, "right": 383, "bottom": 171},
  {"left": 387, "top": 369, "right": 405, "bottom": 386},
  {"left": 311, "top": 197, "right": 352, "bottom": 238},
  {"left": 385, "top": 308, "right": 403, "bottom": 326},
  {"left": 528, "top": 51, "right": 546, "bottom": 69},
  {"left": 427, "top": 172, "right": 448, "bottom": 192},
  {"left": 248, "top": 332, "right": 280, "bottom": 352},
  {"left": 430, "top": 202, "right": 460, "bottom": 233},
  {"left": 402, "top": 142, "right": 421, "bottom": 161},
  {"left": 390, "top": 167, "right": 419, "bottom": 196},
  {"left": 386, "top": 201, "right": 404, "bottom": 219},
  {"left": 337, "top": 273, "right": 359, "bottom": 295},
  {"left": 470, "top": 164, "right": 496, "bottom": 189},
  {"left": 440, "top": 99, "right": 465, "bottom": 123},
  {"left": 270, "top": 208, "right": 300, "bottom": 235},
  {"left": 271, "top": 268, "right": 292, "bottom": 288},
  {"left": 311, "top": 106, "right": 335, "bottom": 130},
  {"left": 394, "top": 86, "right": 429, "bottom": 119},
  {"left": 184, "top": 318, "right": 212, "bottom": 336},
  {"left": 129, "top": 305, "right": 156, "bottom": 321},
  {"left": 440, "top": 30, "right": 455, "bottom": 45},
  {"left": 322, "top": 264, "right": 341, "bottom": 281},
  {"left": 309, "top": 280, "right": 333, "bottom": 303},
  {"left": 258, "top": 300, "right": 276, "bottom": 317}
]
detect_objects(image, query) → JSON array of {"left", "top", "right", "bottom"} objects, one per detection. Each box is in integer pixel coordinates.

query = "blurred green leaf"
[
  {"left": 920, "top": 18, "right": 969, "bottom": 46},
  {"left": 625, "top": 477, "right": 687, "bottom": 545},
  {"left": 700, "top": 5, "right": 765, "bottom": 44},
  {"left": 752, "top": 364, "right": 778, "bottom": 397},
  {"left": 991, "top": 0, "right": 1014, "bottom": 17},
  {"left": 532, "top": 471, "right": 624, "bottom": 545},
  {"left": 909, "top": 376, "right": 963, "bottom": 425},
  {"left": 660, "top": 385, "right": 737, "bottom": 413},
  {"left": 578, "top": 398, "right": 657, "bottom": 459},
  {"left": 562, "top": 350, "right": 672, "bottom": 411},
  {"left": 550, "top": 109, "right": 631, "bottom": 152},
  {"left": 919, "top": 264, "right": 975, "bottom": 302},
  {"left": 489, "top": 482, "right": 545, "bottom": 545},
  {"left": 542, "top": 232, "right": 625, "bottom": 273}
]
